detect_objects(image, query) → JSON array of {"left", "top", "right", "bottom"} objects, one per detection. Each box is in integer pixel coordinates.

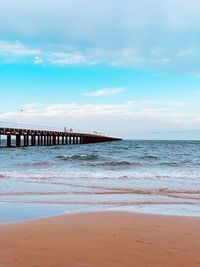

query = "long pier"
[{"left": 0, "top": 123, "right": 121, "bottom": 147}]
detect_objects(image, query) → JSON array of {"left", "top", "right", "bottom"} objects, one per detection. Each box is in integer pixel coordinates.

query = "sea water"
[{"left": 0, "top": 140, "right": 200, "bottom": 222}]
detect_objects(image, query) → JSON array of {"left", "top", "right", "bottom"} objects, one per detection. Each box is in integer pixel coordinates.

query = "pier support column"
[
  {"left": 27, "top": 135, "right": 29, "bottom": 146},
  {"left": 7, "top": 134, "right": 11, "bottom": 147},
  {"left": 31, "top": 135, "right": 36, "bottom": 146},
  {"left": 53, "top": 135, "right": 56, "bottom": 145},
  {"left": 40, "top": 135, "right": 42, "bottom": 145},
  {"left": 47, "top": 135, "right": 50, "bottom": 146},
  {"left": 24, "top": 135, "right": 28, "bottom": 146},
  {"left": 62, "top": 136, "right": 65, "bottom": 145},
  {"left": 16, "top": 134, "right": 21, "bottom": 147},
  {"left": 44, "top": 136, "right": 47, "bottom": 146},
  {"left": 37, "top": 135, "right": 40, "bottom": 146},
  {"left": 65, "top": 136, "right": 68, "bottom": 144},
  {"left": 83, "top": 137, "right": 90, "bottom": 144},
  {"left": 57, "top": 136, "right": 60, "bottom": 145},
  {"left": 23, "top": 135, "right": 26, "bottom": 146}
]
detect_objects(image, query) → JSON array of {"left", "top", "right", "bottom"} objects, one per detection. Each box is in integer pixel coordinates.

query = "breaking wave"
[
  {"left": 15, "top": 161, "right": 51, "bottom": 168},
  {"left": 56, "top": 154, "right": 100, "bottom": 161}
]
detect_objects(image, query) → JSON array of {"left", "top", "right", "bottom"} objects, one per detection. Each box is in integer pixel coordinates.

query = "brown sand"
[{"left": 0, "top": 212, "right": 200, "bottom": 267}]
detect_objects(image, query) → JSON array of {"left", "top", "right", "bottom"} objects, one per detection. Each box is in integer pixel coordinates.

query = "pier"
[{"left": 0, "top": 122, "right": 121, "bottom": 147}]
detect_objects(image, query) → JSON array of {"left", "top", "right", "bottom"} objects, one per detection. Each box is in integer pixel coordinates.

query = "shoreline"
[
  {"left": 0, "top": 211, "right": 200, "bottom": 267},
  {"left": 1, "top": 207, "right": 200, "bottom": 226}
]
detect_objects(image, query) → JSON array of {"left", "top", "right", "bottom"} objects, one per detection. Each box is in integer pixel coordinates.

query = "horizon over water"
[{"left": 0, "top": 140, "right": 200, "bottom": 223}]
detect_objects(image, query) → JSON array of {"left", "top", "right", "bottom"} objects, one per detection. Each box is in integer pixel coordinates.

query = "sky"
[{"left": 0, "top": 0, "right": 200, "bottom": 139}]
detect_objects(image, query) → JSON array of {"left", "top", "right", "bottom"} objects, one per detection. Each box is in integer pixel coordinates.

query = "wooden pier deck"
[{"left": 0, "top": 123, "right": 121, "bottom": 147}]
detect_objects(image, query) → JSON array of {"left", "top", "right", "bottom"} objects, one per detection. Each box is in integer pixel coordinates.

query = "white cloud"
[
  {"left": 0, "top": 41, "right": 88, "bottom": 65},
  {"left": 48, "top": 52, "right": 87, "bottom": 66},
  {"left": 86, "top": 87, "right": 124, "bottom": 97},
  {"left": 0, "top": 39, "right": 200, "bottom": 74},
  {"left": 22, "top": 103, "right": 42, "bottom": 113},
  {"left": 0, "top": 99, "right": 194, "bottom": 122},
  {"left": 34, "top": 56, "right": 44, "bottom": 65},
  {"left": 1, "top": 1, "right": 200, "bottom": 72},
  {"left": 0, "top": 41, "right": 40, "bottom": 57}
]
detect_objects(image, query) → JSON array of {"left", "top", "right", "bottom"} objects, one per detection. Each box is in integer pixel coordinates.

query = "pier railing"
[{"left": 0, "top": 122, "right": 64, "bottom": 132}]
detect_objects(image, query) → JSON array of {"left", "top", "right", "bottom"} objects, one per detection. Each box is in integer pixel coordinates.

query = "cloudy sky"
[{"left": 0, "top": 0, "right": 200, "bottom": 139}]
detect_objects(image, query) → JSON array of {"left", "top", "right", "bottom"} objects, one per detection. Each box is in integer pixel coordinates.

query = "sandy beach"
[{"left": 0, "top": 211, "right": 200, "bottom": 267}]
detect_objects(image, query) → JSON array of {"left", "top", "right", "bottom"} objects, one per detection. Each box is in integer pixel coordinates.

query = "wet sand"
[{"left": 0, "top": 211, "right": 200, "bottom": 267}]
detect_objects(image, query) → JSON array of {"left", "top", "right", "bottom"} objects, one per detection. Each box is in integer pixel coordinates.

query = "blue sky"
[{"left": 0, "top": 0, "right": 200, "bottom": 139}]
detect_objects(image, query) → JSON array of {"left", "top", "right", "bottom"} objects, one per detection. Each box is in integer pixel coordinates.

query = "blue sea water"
[{"left": 0, "top": 140, "right": 200, "bottom": 223}]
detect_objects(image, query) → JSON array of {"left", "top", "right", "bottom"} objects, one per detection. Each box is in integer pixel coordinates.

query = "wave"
[
  {"left": 56, "top": 154, "right": 100, "bottom": 161},
  {"left": 160, "top": 162, "right": 183, "bottom": 167},
  {"left": 1, "top": 168, "right": 200, "bottom": 181},
  {"left": 88, "top": 161, "right": 142, "bottom": 168},
  {"left": 0, "top": 199, "right": 199, "bottom": 206},
  {"left": 139, "top": 155, "right": 159, "bottom": 160},
  {"left": 1, "top": 187, "right": 200, "bottom": 197},
  {"left": 15, "top": 161, "right": 51, "bottom": 168}
]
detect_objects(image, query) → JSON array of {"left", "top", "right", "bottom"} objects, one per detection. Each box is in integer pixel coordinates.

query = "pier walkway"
[{"left": 0, "top": 122, "right": 121, "bottom": 147}]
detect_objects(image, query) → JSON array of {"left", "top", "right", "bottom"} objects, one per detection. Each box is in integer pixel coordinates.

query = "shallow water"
[{"left": 0, "top": 140, "right": 200, "bottom": 222}]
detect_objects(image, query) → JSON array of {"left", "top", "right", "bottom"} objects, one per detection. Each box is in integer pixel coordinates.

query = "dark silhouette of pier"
[{"left": 0, "top": 122, "right": 121, "bottom": 147}]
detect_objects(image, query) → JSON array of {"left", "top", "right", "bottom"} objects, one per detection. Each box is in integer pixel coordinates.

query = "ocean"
[{"left": 0, "top": 140, "right": 200, "bottom": 223}]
